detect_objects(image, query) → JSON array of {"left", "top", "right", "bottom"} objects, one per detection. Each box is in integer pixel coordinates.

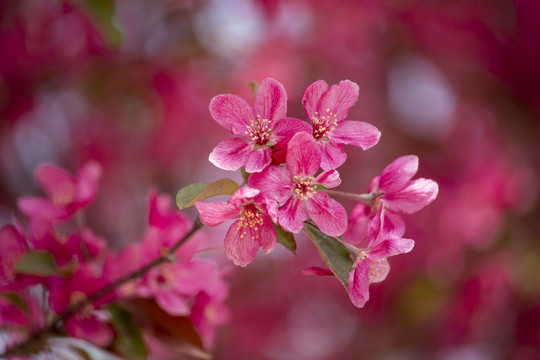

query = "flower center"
[
  {"left": 52, "top": 183, "right": 75, "bottom": 205},
  {"left": 293, "top": 176, "right": 316, "bottom": 200},
  {"left": 237, "top": 204, "right": 264, "bottom": 239},
  {"left": 312, "top": 109, "right": 338, "bottom": 140},
  {"left": 245, "top": 115, "right": 273, "bottom": 145},
  {"left": 70, "top": 291, "right": 94, "bottom": 320}
]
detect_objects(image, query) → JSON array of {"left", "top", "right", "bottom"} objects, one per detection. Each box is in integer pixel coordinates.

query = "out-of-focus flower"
[
  {"left": 18, "top": 161, "right": 102, "bottom": 222},
  {"left": 209, "top": 78, "right": 310, "bottom": 173},
  {"left": 0, "top": 225, "right": 28, "bottom": 289},
  {"left": 299, "top": 79, "right": 380, "bottom": 170},
  {"left": 196, "top": 187, "right": 278, "bottom": 267},
  {"left": 249, "top": 132, "right": 347, "bottom": 236}
]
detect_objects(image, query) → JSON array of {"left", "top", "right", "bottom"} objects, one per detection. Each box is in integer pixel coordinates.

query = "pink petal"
[
  {"left": 230, "top": 187, "right": 261, "bottom": 204},
  {"left": 270, "top": 117, "right": 312, "bottom": 143},
  {"left": 367, "top": 203, "right": 406, "bottom": 247},
  {"left": 196, "top": 202, "right": 239, "bottom": 227},
  {"left": 254, "top": 78, "right": 287, "bottom": 122},
  {"left": 347, "top": 259, "right": 370, "bottom": 308},
  {"left": 224, "top": 219, "right": 261, "bottom": 267},
  {"left": 0, "top": 225, "right": 26, "bottom": 256},
  {"left": 209, "top": 137, "right": 252, "bottom": 171},
  {"left": 302, "top": 267, "right": 334, "bottom": 276},
  {"left": 315, "top": 169, "right": 341, "bottom": 188},
  {"left": 306, "top": 192, "right": 347, "bottom": 236},
  {"left": 65, "top": 315, "right": 113, "bottom": 347},
  {"left": 35, "top": 164, "right": 75, "bottom": 203},
  {"left": 302, "top": 80, "right": 329, "bottom": 121},
  {"left": 155, "top": 290, "right": 190, "bottom": 316},
  {"left": 277, "top": 196, "right": 307, "bottom": 234},
  {"left": 330, "top": 120, "right": 380, "bottom": 150},
  {"left": 385, "top": 178, "right": 439, "bottom": 214},
  {"left": 245, "top": 146, "right": 272, "bottom": 173},
  {"left": 209, "top": 94, "right": 254, "bottom": 135},
  {"left": 378, "top": 155, "right": 419, "bottom": 194},
  {"left": 343, "top": 202, "right": 370, "bottom": 246},
  {"left": 248, "top": 165, "right": 293, "bottom": 203},
  {"left": 368, "top": 238, "right": 415, "bottom": 260},
  {"left": 317, "top": 80, "right": 359, "bottom": 122},
  {"left": 318, "top": 140, "right": 347, "bottom": 171},
  {"left": 259, "top": 215, "right": 277, "bottom": 254},
  {"left": 367, "top": 258, "right": 390, "bottom": 283},
  {"left": 286, "top": 132, "right": 321, "bottom": 177},
  {"left": 17, "top": 197, "right": 70, "bottom": 219},
  {"left": 75, "top": 161, "right": 102, "bottom": 206}
]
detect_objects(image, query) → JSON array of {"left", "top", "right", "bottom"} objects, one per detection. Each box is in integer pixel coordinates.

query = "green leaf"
[
  {"left": 109, "top": 304, "right": 147, "bottom": 360},
  {"left": 274, "top": 224, "right": 296, "bottom": 254},
  {"left": 303, "top": 223, "right": 353, "bottom": 289},
  {"left": 82, "top": 0, "right": 121, "bottom": 48},
  {"left": 246, "top": 81, "right": 260, "bottom": 97},
  {"left": 15, "top": 250, "right": 61, "bottom": 276},
  {"left": 176, "top": 178, "right": 239, "bottom": 210}
]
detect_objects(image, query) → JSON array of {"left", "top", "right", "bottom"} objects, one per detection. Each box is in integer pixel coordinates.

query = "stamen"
[
  {"left": 293, "top": 176, "right": 316, "bottom": 201},
  {"left": 70, "top": 291, "right": 94, "bottom": 320},
  {"left": 245, "top": 115, "right": 273, "bottom": 145},
  {"left": 237, "top": 204, "right": 264, "bottom": 239},
  {"left": 311, "top": 110, "right": 338, "bottom": 140}
]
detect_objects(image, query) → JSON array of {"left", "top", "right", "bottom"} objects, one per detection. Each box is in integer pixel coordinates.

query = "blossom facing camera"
[
  {"left": 249, "top": 132, "right": 347, "bottom": 236},
  {"left": 209, "top": 78, "right": 311, "bottom": 173},
  {"left": 196, "top": 187, "right": 278, "bottom": 267}
]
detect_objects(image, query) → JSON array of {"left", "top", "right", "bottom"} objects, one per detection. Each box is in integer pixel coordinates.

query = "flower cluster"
[
  {"left": 0, "top": 163, "right": 229, "bottom": 358},
  {"left": 198, "top": 78, "right": 438, "bottom": 308}
]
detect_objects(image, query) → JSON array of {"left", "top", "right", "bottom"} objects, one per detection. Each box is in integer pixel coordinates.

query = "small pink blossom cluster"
[
  {"left": 197, "top": 78, "right": 438, "bottom": 308},
  {"left": 0, "top": 162, "right": 228, "bottom": 357}
]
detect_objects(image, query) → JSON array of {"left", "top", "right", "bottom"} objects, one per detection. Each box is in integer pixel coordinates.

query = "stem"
[
  {"left": 0, "top": 218, "right": 204, "bottom": 357},
  {"left": 322, "top": 189, "right": 383, "bottom": 204}
]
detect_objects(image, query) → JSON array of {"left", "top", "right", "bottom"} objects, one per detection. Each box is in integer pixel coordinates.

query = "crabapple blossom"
[
  {"left": 196, "top": 187, "right": 278, "bottom": 267},
  {"left": 298, "top": 79, "right": 381, "bottom": 170},
  {"left": 249, "top": 132, "right": 347, "bottom": 236},
  {"left": 209, "top": 78, "right": 311, "bottom": 173},
  {"left": 18, "top": 161, "right": 102, "bottom": 222}
]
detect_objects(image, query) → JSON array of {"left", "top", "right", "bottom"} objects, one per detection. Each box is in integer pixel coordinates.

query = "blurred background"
[{"left": 1, "top": 0, "right": 540, "bottom": 359}]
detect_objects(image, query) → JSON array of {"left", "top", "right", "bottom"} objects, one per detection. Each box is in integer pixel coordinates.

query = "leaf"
[
  {"left": 274, "top": 224, "right": 296, "bottom": 254},
  {"left": 246, "top": 81, "right": 260, "bottom": 97},
  {"left": 176, "top": 179, "right": 239, "bottom": 210},
  {"left": 82, "top": 0, "right": 122, "bottom": 48},
  {"left": 109, "top": 304, "right": 147, "bottom": 360},
  {"left": 303, "top": 223, "right": 353, "bottom": 289},
  {"left": 15, "top": 250, "right": 60, "bottom": 276},
  {"left": 240, "top": 166, "right": 251, "bottom": 184}
]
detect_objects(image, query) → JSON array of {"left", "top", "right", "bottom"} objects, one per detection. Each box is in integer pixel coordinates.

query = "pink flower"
[
  {"left": 196, "top": 187, "right": 278, "bottom": 267},
  {"left": 18, "top": 161, "right": 102, "bottom": 221},
  {"left": 347, "top": 236, "right": 414, "bottom": 308},
  {"left": 300, "top": 79, "right": 381, "bottom": 170},
  {"left": 209, "top": 78, "right": 311, "bottom": 173},
  {"left": 369, "top": 155, "right": 439, "bottom": 215},
  {"left": 249, "top": 132, "right": 347, "bottom": 236},
  {"left": 190, "top": 283, "right": 230, "bottom": 350},
  {"left": 0, "top": 225, "right": 28, "bottom": 290}
]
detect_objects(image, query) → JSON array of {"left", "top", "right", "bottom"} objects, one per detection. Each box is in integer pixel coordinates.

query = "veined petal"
[
  {"left": 318, "top": 140, "right": 347, "bottom": 171},
  {"left": 277, "top": 196, "right": 307, "bottom": 234},
  {"left": 368, "top": 238, "right": 415, "bottom": 260},
  {"left": 245, "top": 146, "right": 272, "bottom": 173},
  {"left": 317, "top": 80, "right": 359, "bottom": 122},
  {"left": 209, "top": 138, "right": 252, "bottom": 171},
  {"left": 35, "top": 164, "right": 75, "bottom": 204},
  {"left": 286, "top": 132, "right": 321, "bottom": 177},
  {"left": 270, "top": 117, "right": 312, "bottom": 143},
  {"left": 254, "top": 78, "right": 287, "bottom": 122},
  {"left": 385, "top": 178, "right": 439, "bottom": 214},
  {"left": 258, "top": 215, "right": 277, "bottom": 254},
  {"left": 315, "top": 169, "right": 341, "bottom": 188},
  {"left": 347, "top": 259, "right": 370, "bottom": 308},
  {"left": 224, "top": 219, "right": 261, "bottom": 267},
  {"left": 368, "top": 203, "right": 406, "bottom": 247},
  {"left": 378, "top": 155, "right": 419, "bottom": 194},
  {"left": 249, "top": 165, "right": 293, "bottom": 203},
  {"left": 196, "top": 202, "right": 239, "bottom": 227},
  {"left": 230, "top": 187, "right": 260, "bottom": 204},
  {"left": 343, "top": 202, "right": 370, "bottom": 246},
  {"left": 209, "top": 94, "right": 254, "bottom": 135},
  {"left": 306, "top": 192, "right": 347, "bottom": 236},
  {"left": 330, "top": 120, "right": 380, "bottom": 150},
  {"left": 302, "top": 80, "right": 329, "bottom": 121}
]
